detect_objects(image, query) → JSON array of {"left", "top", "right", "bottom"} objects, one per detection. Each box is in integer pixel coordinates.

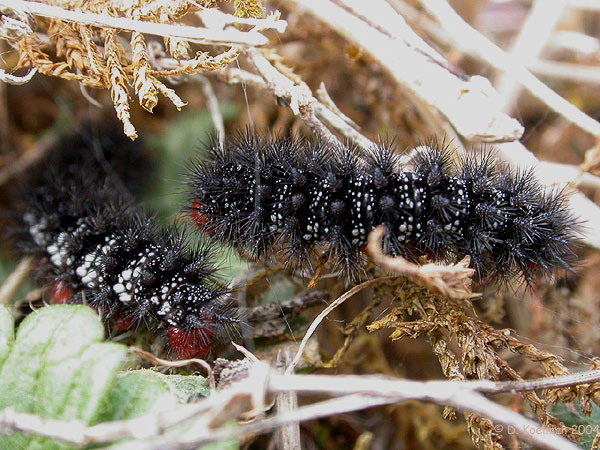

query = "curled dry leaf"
[{"left": 366, "top": 226, "right": 476, "bottom": 299}]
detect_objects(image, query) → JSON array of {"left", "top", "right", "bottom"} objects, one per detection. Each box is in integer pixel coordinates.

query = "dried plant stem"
[
  {"left": 419, "top": 0, "right": 600, "bottom": 138},
  {"left": 129, "top": 347, "right": 215, "bottom": 390},
  {"left": 0, "top": 68, "right": 36, "bottom": 85},
  {"left": 530, "top": 60, "right": 600, "bottom": 85},
  {"left": 494, "top": 0, "right": 568, "bottom": 112},
  {"left": 275, "top": 349, "right": 301, "bottom": 450},
  {"left": 476, "top": 369, "right": 600, "bottom": 395},
  {"left": 285, "top": 276, "right": 396, "bottom": 374},
  {"left": 318, "top": 298, "right": 381, "bottom": 369},
  {"left": 0, "top": 257, "right": 33, "bottom": 305},
  {"left": 0, "top": 0, "right": 269, "bottom": 47},
  {"left": 292, "top": 0, "right": 524, "bottom": 143},
  {"left": 194, "top": 75, "right": 225, "bottom": 148},
  {"left": 568, "top": 0, "right": 600, "bottom": 11},
  {"left": 196, "top": 9, "right": 287, "bottom": 33},
  {"left": 367, "top": 226, "right": 476, "bottom": 299},
  {"left": 5, "top": 365, "right": 599, "bottom": 450},
  {"left": 245, "top": 48, "right": 343, "bottom": 146},
  {"left": 216, "top": 65, "right": 376, "bottom": 150}
]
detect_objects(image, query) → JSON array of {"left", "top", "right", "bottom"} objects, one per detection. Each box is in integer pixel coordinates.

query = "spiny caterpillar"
[
  {"left": 187, "top": 134, "right": 578, "bottom": 282},
  {"left": 12, "top": 127, "right": 238, "bottom": 359}
]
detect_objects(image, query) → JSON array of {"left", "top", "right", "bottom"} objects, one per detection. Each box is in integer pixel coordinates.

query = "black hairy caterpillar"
[
  {"left": 187, "top": 134, "right": 578, "bottom": 282},
  {"left": 12, "top": 126, "right": 238, "bottom": 359}
]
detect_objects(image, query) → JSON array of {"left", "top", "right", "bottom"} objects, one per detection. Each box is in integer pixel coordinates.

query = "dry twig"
[
  {"left": 4, "top": 363, "right": 597, "bottom": 450},
  {"left": 0, "top": 0, "right": 270, "bottom": 47},
  {"left": 129, "top": 347, "right": 215, "bottom": 390},
  {"left": 0, "top": 257, "right": 33, "bottom": 306},
  {"left": 419, "top": 0, "right": 600, "bottom": 138},
  {"left": 291, "top": 0, "right": 524, "bottom": 143},
  {"left": 285, "top": 277, "right": 395, "bottom": 374}
]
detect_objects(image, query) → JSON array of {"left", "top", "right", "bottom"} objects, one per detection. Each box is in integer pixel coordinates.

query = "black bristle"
[{"left": 188, "top": 136, "right": 579, "bottom": 282}]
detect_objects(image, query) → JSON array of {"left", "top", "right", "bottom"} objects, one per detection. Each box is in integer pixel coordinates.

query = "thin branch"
[
  {"left": 1, "top": 0, "right": 270, "bottom": 47},
  {"left": 0, "top": 257, "right": 33, "bottom": 305},
  {"left": 313, "top": 102, "right": 375, "bottom": 149},
  {"left": 6, "top": 366, "right": 596, "bottom": 450},
  {"left": 548, "top": 31, "right": 600, "bottom": 56},
  {"left": 530, "top": 60, "right": 600, "bottom": 85},
  {"left": 244, "top": 48, "right": 343, "bottom": 146},
  {"left": 218, "top": 67, "right": 267, "bottom": 89},
  {"left": 285, "top": 277, "right": 395, "bottom": 374},
  {"left": 537, "top": 160, "right": 600, "bottom": 190},
  {"left": 0, "top": 68, "right": 36, "bottom": 85},
  {"left": 419, "top": 0, "right": 600, "bottom": 138},
  {"left": 367, "top": 226, "right": 476, "bottom": 299},
  {"left": 196, "top": 8, "right": 287, "bottom": 33},
  {"left": 193, "top": 75, "right": 225, "bottom": 148},
  {"left": 217, "top": 65, "right": 376, "bottom": 150},
  {"left": 476, "top": 369, "right": 600, "bottom": 395},
  {"left": 568, "top": 0, "right": 600, "bottom": 10},
  {"left": 246, "top": 291, "right": 327, "bottom": 322},
  {"left": 292, "top": 0, "right": 524, "bottom": 143},
  {"left": 275, "top": 349, "right": 301, "bottom": 450},
  {"left": 129, "top": 347, "right": 215, "bottom": 390},
  {"left": 494, "top": 0, "right": 567, "bottom": 112}
]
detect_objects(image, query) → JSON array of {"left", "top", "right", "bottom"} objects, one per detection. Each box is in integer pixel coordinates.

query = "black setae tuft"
[{"left": 187, "top": 135, "right": 579, "bottom": 282}]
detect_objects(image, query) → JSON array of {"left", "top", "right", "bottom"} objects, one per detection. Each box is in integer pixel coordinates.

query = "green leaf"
[
  {"left": 0, "top": 304, "right": 14, "bottom": 369},
  {"left": 161, "top": 373, "right": 210, "bottom": 402},
  {"left": 0, "top": 305, "right": 214, "bottom": 449},
  {"left": 98, "top": 370, "right": 208, "bottom": 422},
  {"left": 0, "top": 305, "right": 127, "bottom": 450},
  {"left": 553, "top": 402, "right": 600, "bottom": 449},
  {"left": 145, "top": 107, "right": 238, "bottom": 220}
]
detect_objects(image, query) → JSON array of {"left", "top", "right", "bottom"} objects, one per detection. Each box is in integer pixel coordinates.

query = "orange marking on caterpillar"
[
  {"left": 51, "top": 281, "right": 74, "bottom": 304},
  {"left": 168, "top": 312, "right": 215, "bottom": 359},
  {"left": 114, "top": 314, "right": 135, "bottom": 331}
]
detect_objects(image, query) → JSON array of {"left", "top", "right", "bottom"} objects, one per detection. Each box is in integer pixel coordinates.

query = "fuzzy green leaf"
[
  {"left": 0, "top": 305, "right": 127, "bottom": 450},
  {"left": 0, "top": 304, "right": 14, "bottom": 369},
  {"left": 553, "top": 402, "right": 600, "bottom": 449},
  {"left": 98, "top": 370, "right": 208, "bottom": 422}
]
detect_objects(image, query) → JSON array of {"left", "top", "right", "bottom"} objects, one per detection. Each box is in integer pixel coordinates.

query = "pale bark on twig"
[
  {"left": 4, "top": 364, "right": 597, "bottom": 450},
  {"left": 0, "top": 257, "right": 33, "bottom": 306},
  {"left": 292, "top": 0, "right": 524, "bottom": 143},
  {"left": 367, "top": 226, "right": 476, "bottom": 299},
  {"left": 0, "top": 0, "right": 271, "bottom": 47},
  {"left": 419, "top": 0, "right": 600, "bottom": 138}
]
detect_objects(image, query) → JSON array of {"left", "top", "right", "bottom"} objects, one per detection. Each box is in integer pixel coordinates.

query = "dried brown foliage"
[
  {"left": 365, "top": 279, "right": 594, "bottom": 445},
  {"left": 2, "top": 0, "right": 263, "bottom": 138}
]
